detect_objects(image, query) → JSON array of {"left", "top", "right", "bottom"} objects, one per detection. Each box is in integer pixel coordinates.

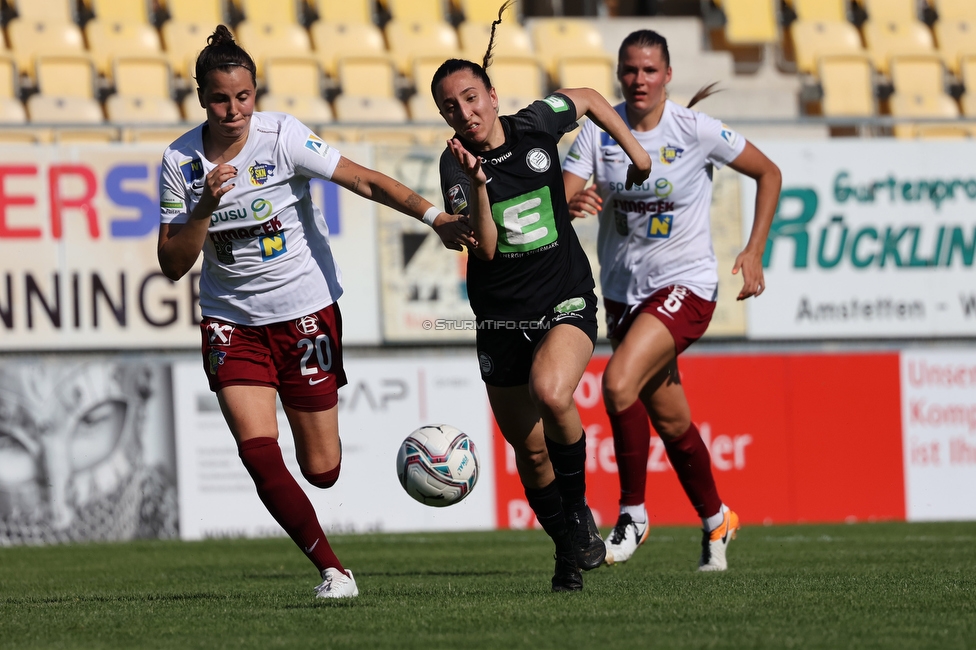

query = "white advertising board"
[
  {"left": 0, "top": 143, "right": 381, "bottom": 350},
  {"left": 901, "top": 349, "right": 976, "bottom": 521},
  {"left": 173, "top": 352, "right": 495, "bottom": 540},
  {"left": 742, "top": 141, "right": 976, "bottom": 339}
]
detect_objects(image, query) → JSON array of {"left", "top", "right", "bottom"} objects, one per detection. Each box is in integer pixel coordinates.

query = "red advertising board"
[{"left": 494, "top": 352, "right": 905, "bottom": 529}]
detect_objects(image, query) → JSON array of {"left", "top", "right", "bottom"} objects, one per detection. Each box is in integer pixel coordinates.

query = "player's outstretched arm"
[
  {"left": 556, "top": 87, "right": 651, "bottom": 189},
  {"left": 330, "top": 155, "right": 476, "bottom": 251},
  {"left": 728, "top": 141, "right": 782, "bottom": 300},
  {"left": 158, "top": 163, "right": 237, "bottom": 280}
]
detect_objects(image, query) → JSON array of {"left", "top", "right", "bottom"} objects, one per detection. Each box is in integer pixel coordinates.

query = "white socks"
[
  {"left": 621, "top": 504, "right": 647, "bottom": 524},
  {"left": 702, "top": 504, "right": 727, "bottom": 532}
]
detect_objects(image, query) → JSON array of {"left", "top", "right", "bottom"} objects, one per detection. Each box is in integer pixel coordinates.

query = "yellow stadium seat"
[
  {"left": 385, "top": 20, "right": 459, "bottom": 75},
  {"left": 164, "top": 0, "right": 224, "bottom": 24},
  {"left": 237, "top": 0, "right": 300, "bottom": 25},
  {"left": 382, "top": 0, "right": 447, "bottom": 22},
  {"left": 114, "top": 56, "right": 173, "bottom": 99},
  {"left": 85, "top": 20, "right": 162, "bottom": 79},
  {"left": 721, "top": 0, "right": 779, "bottom": 44},
  {"left": 788, "top": 0, "right": 847, "bottom": 21},
  {"left": 311, "top": 0, "right": 374, "bottom": 23},
  {"left": 960, "top": 55, "right": 976, "bottom": 117},
  {"left": 458, "top": 20, "right": 534, "bottom": 63},
  {"left": 257, "top": 94, "right": 334, "bottom": 123},
  {"left": 160, "top": 21, "right": 209, "bottom": 81},
  {"left": 412, "top": 56, "right": 443, "bottom": 97},
  {"left": 934, "top": 20, "right": 976, "bottom": 76},
  {"left": 790, "top": 20, "right": 864, "bottom": 75},
  {"left": 819, "top": 54, "right": 876, "bottom": 116},
  {"left": 557, "top": 56, "right": 617, "bottom": 99},
  {"left": 889, "top": 53, "right": 946, "bottom": 97},
  {"left": 310, "top": 21, "right": 387, "bottom": 78},
  {"left": 408, "top": 93, "right": 441, "bottom": 121},
  {"left": 857, "top": 0, "right": 918, "bottom": 23},
  {"left": 932, "top": 0, "right": 976, "bottom": 21},
  {"left": 10, "top": 0, "right": 75, "bottom": 23},
  {"left": 356, "top": 127, "right": 419, "bottom": 145},
  {"left": 265, "top": 57, "right": 324, "bottom": 97},
  {"left": 337, "top": 55, "right": 398, "bottom": 99},
  {"left": 333, "top": 95, "right": 409, "bottom": 123},
  {"left": 863, "top": 19, "right": 935, "bottom": 74},
  {"left": 8, "top": 20, "right": 87, "bottom": 82},
  {"left": 90, "top": 0, "right": 151, "bottom": 24},
  {"left": 457, "top": 0, "right": 518, "bottom": 24},
  {"left": 235, "top": 21, "right": 312, "bottom": 77},
  {"left": 105, "top": 95, "right": 182, "bottom": 123},
  {"left": 0, "top": 56, "right": 26, "bottom": 124},
  {"left": 487, "top": 56, "right": 546, "bottom": 98},
  {"left": 181, "top": 93, "right": 207, "bottom": 122},
  {"left": 890, "top": 90, "right": 959, "bottom": 137},
  {"left": 530, "top": 19, "right": 611, "bottom": 79},
  {"left": 36, "top": 55, "right": 97, "bottom": 99},
  {"left": 27, "top": 95, "right": 104, "bottom": 123}
]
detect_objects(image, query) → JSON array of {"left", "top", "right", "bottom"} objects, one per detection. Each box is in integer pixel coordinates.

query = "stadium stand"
[
  {"left": 933, "top": 15, "right": 976, "bottom": 76},
  {"left": 557, "top": 55, "right": 617, "bottom": 99},
  {"left": 36, "top": 54, "right": 97, "bottom": 99},
  {"left": 819, "top": 53, "right": 876, "bottom": 117},
  {"left": 8, "top": 0, "right": 76, "bottom": 23},
  {"left": 855, "top": 0, "right": 919, "bottom": 23},
  {"left": 8, "top": 19, "right": 87, "bottom": 84},
  {"left": 160, "top": 20, "right": 208, "bottom": 81},
  {"left": 337, "top": 55, "right": 398, "bottom": 99},
  {"left": 0, "top": 56, "right": 26, "bottom": 124},
  {"left": 961, "top": 55, "right": 976, "bottom": 117},
  {"left": 84, "top": 20, "right": 163, "bottom": 80},
  {"left": 88, "top": 0, "right": 151, "bottom": 24},
  {"left": 457, "top": 20, "right": 535, "bottom": 62},
  {"left": 309, "top": 21, "right": 388, "bottom": 79},
  {"left": 385, "top": 20, "right": 459, "bottom": 76},
  {"left": 333, "top": 94, "right": 409, "bottom": 122},
  {"left": 786, "top": 0, "right": 848, "bottom": 22},
  {"left": 234, "top": 22, "right": 312, "bottom": 77},
  {"left": 862, "top": 17, "right": 936, "bottom": 75},
  {"left": 310, "top": 0, "right": 374, "bottom": 24},
  {"left": 456, "top": 0, "right": 519, "bottom": 24},
  {"left": 931, "top": 0, "right": 976, "bottom": 21},
  {"left": 790, "top": 19, "right": 864, "bottom": 75},
  {"left": 530, "top": 18, "right": 614, "bottom": 81},
  {"left": 258, "top": 56, "right": 334, "bottom": 123},
  {"left": 163, "top": 0, "right": 225, "bottom": 25},
  {"left": 234, "top": 0, "right": 301, "bottom": 26},
  {"left": 381, "top": 0, "right": 448, "bottom": 23},
  {"left": 713, "top": 0, "right": 779, "bottom": 44}
]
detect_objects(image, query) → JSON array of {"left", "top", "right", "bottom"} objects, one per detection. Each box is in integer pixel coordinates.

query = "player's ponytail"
[
  {"left": 430, "top": 1, "right": 513, "bottom": 102},
  {"left": 482, "top": 0, "right": 515, "bottom": 71},
  {"left": 194, "top": 24, "right": 257, "bottom": 90},
  {"left": 617, "top": 29, "right": 721, "bottom": 108}
]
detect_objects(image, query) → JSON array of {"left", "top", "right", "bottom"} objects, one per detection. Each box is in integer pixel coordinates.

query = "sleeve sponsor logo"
[
  {"left": 160, "top": 187, "right": 185, "bottom": 213},
  {"left": 260, "top": 232, "right": 287, "bottom": 260},
  {"left": 248, "top": 162, "right": 276, "bottom": 186},
  {"left": 304, "top": 133, "right": 330, "bottom": 156},
  {"left": 659, "top": 144, "right": 684, "bottom": 165},
  {"left": 542, "top": 95, "right": 570, "bottom": 113},
  {"left": 720, "top": 124, "right": 738, "bottom": 148},
  {"left": 448, "top": 184, "right": 467, "bottom": 212},
  {"left": 179, "top": 157, "right": 204, "bottom": 183}
]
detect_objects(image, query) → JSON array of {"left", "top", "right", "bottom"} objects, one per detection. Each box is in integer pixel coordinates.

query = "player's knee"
[
  {"left": 529, "top": 380, "right": 574, "bottom": 419},
  {"left": 602, "top": 373, "right": 637, "bottom": 413},
  {"left": 303, "top": 462, "right": 340, "bottom": 489}
]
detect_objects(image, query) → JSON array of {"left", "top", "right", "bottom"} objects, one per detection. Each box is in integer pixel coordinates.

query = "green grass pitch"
[{"left": 1, "top": 522, "right": 973, "bottom": 649}]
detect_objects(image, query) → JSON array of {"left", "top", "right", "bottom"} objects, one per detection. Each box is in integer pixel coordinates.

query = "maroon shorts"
[
  {"left": 200, "top": 303, "right": 347, "bottom": 411},
  {"left": 604, "top": 286, "right": 715, "bottom": 354}
]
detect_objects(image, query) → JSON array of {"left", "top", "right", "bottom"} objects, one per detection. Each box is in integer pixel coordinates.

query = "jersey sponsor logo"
[
  {"left": 209, "top": 216, "right": 283, "bottom": 243},
  {"left": 207, "top": 321, "right": 236, "bottom": 345},
  {"left": 542, "top": 95, "right": 570, "bottom": 112},
  {"left": 483, "top": 151, "right": 512, "bottom": 165},
  {"left": 248, "top": 162, "right": 276, "bottom": 186},
  {"left": 479, "top": 352, "right": 493, "bottom": 376},
  {"left": 612, "top": 199, "right": 674, "bottom": 215},
  {"left": 179, "top": 157, "right": 203, "bottom": 183},
  {"left": 296, "top": 314, "right": 319, "bottom": 336},
  {"left": 659, "top": 145, "right": 684, "bottom": 165},
  {"left": 260, "top": 232, "right": 287, "bottom": 260},
  {"left": 448, "top": 184, "right": 467, "bottom": 212},
  {"left": 491, "top": 186, "right": 559, "bottom": 254},
  {"left": 654, "top": 178, "right": 673, "bottom": 198},
  {"left": 211, "top": 207, "right": 248, "bottom": 224},
  {"left": 251, "top": 197, "right": 273, "bottom": 220},
  {"left": 214, "top": 241, "right": 235, "bottom": 264},
  {"left": 647, "top": 214, "right": 674, "bottom": 239},
  {"left": 720, "top": 124, "right": 738, "bottom": 148},
  {"left": 207, "top": 349, "right": 226, "bottom": 375},
  {"left": 304, "top": 133, "right": 330, "bottom": 156},
  {"left": 525, "top": 148, "right": 551, "bottom": 173}
]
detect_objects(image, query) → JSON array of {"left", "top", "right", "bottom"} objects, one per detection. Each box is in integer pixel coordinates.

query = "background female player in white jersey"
[
  {"left": 432, "top": 1, "right": 651, "bottom": 592},
  {"left": 157, "top": 26, "right": 472, "bottom": 599},
  {"left": 562, "top": 29, "right": 781, "bottom": 571}
]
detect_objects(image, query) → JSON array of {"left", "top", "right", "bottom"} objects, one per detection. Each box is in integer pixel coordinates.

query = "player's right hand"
[
  {"left": 200, "top": 163, "right": 237, "bottom": 211},
  {"left": 433, "top": 213, "right": 478, "bottom": 251},
  {"left": 447, "top": 138, "right": 487, "bottom": 185},
  {"left": 568, "top": 186, "right": 602, "bottom": 220}
]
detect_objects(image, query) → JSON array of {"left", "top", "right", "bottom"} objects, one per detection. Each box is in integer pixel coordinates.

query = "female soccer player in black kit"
[{"left": 430, "top": 1, "right": 651, "bottom": 591}]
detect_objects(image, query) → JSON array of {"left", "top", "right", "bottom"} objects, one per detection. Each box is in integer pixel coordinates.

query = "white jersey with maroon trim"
[
  {"left": 562, "top": 100, "right": 746, "bottom": 305},
  {"left": 159, "top": 112, "right": 343, "bottom": 326}
]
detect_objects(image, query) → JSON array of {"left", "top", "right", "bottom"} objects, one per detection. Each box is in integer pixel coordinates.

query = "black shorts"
[{"left": 475, "top": 291, "right": 598, "bottom": 387}]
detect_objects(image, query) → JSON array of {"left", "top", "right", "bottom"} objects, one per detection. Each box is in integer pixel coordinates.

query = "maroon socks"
[
  {"left": 661, "top": 422, "right": 722, "bottom": 519},
  {"left": 608, "top": 400, "right": 651, "bottom": 507}
]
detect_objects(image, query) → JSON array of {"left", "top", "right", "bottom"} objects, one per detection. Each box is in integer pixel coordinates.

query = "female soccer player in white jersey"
[
  {"left": 562, "top": 30, "right": 781, "bottom": 571},
  {"left": 431, "top": 2, "right": 651, "bottom": 592},
  {"left": 157, "top": 26, "right": 472, "bottom": 599}
]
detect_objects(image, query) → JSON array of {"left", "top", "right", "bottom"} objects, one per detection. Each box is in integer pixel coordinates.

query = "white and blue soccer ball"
[{"left": 396, "top": 424, "right": 479, "bottom": 507}]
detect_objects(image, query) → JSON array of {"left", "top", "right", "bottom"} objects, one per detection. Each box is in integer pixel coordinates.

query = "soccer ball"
[{"left": 396, "top": 424, "right": 479, "bottom": 507}]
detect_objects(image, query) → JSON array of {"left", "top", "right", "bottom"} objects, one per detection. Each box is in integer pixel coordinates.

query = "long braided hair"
[{"left": 430, "top": 0, "right": 515, "bottom": 101}]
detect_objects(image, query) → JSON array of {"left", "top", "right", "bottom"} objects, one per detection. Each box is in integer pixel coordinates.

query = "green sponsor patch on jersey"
[
  {"left": 491, "top": 186, "right": 559, "bottom": 254},
  {"left": 543, "top": 95, "right": 570, "bottom": 113},
  {"left": 554, "top": 297, "right": 586, "bottom": 313},
  {"left": 161, "top": 201, "right": 183, "bottom": 209}
]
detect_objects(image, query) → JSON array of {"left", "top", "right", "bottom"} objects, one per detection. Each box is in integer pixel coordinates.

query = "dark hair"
[
  {"left": 194, "top": 25, "right": 257, "bottom": 90},
  {"left": 430, "top": 0, "right": 514, "bottom": 101},
  {"left": 617, "top": 29, "right": 719, "bottom": 109}
]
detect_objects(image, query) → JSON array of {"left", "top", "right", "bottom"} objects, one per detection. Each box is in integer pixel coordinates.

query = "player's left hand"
[
  {"left": 625, "top": 161, "right": 651, "bottom": 190},
  {"left": 447, "top": 138, "right": 487, "bottom": 185},
  {"left": 732, "top": 248, "right": 765, "bottom": 300},
  {"left": 433, "top": 213, "right": 478, "bottom": 251}
]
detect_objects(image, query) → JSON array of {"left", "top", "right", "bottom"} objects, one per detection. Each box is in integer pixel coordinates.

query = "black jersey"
[{"left": 439, "top": 94, "right": 595, "bottom": 319}]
